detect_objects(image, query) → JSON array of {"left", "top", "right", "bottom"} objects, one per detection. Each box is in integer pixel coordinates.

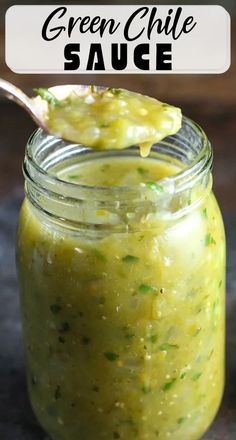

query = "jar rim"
[{"left": 24, "top": 115, "right": 212, "bottom": 202}]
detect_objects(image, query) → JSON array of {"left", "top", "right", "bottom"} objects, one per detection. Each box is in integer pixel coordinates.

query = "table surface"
[{"left": 0, "top": 13, "right": 236, "bottom": 440}]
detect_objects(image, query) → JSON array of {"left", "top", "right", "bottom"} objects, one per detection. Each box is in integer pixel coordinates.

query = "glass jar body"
[{"left": 16, "top": 185, "right": 225, "bottom": 440}]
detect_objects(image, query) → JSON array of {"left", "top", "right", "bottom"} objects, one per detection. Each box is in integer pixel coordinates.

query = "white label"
[{"left": 5, "top": 5, "right": 231, "bottom": 74}]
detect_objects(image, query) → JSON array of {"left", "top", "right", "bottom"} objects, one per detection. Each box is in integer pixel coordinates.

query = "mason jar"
[{"left": 16, "top": 117, "right": 225, "bottom": 440}]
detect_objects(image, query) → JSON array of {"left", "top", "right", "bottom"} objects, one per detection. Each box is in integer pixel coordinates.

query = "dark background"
[{"left": 0, "top": 1, "right": 236, "bottom": 439}]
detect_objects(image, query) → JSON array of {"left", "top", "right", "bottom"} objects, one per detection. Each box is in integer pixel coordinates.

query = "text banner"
[{"left": 5, "top": 5, "right": 230, "bottom": 73}]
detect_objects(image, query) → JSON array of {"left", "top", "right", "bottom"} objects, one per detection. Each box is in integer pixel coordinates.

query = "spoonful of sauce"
[{"left": 0, "top": 79, "right": 182, "bottom": 157}]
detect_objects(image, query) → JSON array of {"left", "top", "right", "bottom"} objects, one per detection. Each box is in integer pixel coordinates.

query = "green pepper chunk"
[
  {"left": 122, "top": 255, "right": 139, "bottom": 263},
  {"left": 104, "top": 352, "right": 119, "bottom": 361},
  {"left": 34, "top": 88, "right": 59, "bottom": 106}
]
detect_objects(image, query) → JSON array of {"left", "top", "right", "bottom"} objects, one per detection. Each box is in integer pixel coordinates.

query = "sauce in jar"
[{"left": 16, "top": 118, "right": 225, "bottom": 440}]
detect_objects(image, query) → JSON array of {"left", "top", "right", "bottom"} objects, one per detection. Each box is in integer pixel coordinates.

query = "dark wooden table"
[{"left": 0, "top": 10, "right": 236, "bottom": 440}]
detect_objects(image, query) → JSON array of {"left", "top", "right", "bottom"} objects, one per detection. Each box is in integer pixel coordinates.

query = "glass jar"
[{"left": 16, "top": 117, "right": 225, "bottom": 440}]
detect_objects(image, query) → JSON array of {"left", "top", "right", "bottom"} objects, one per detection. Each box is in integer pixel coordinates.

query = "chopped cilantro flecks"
[
  {"left": 208, "top": 349, "right": 214, "bottom": 360},
  {"left": 192, "top": 372, "right": 202, "bottom": 381},
  {"left": 50, "top": 304, "right": 62, "bottom": 314},
  {"left": 180, "top": 372, "right": 187, "bottom": 379},
  {"left": 54, "top": 385, "right": 61, "bottom": 400},
  {"left": 162, "top": 378, "right": 176, "bottom": 391},
  {"left": 142, "top": 385, "right": 152, "bottom": 394},
  {"left": 148, "top": 334, "right": 158, "bottom": 343},
  {"left": 92, "top": 249, "right": 107, "bottom": 262},
  {"left": 194, "top": 328, "right": 202, "bottom": 337},
  {"left": 145, "top": 181, "right": 163, "bottom": 191},
  {"left": 58, "top": 336, "right": 65, "bottom": 343},
  {"left": 123, "top": 326, "right": 135, "bottom": 341},
  {"left": 139, "top": 284, "right": 158, "bottom": 294},
  {"left": 205, "top": 233, "right": 216, "bottom": 246},
  {"left": 92, "top": 385, "right": 99, "bottom": 392},
  {"left": 67, "top": 174, "right": 81, "bottom": 180},
  {"left": 108, "top": 88, "right": 122, "bottom": 96},
  {"left": 100, "top": 164, "right": 111, "bottom": 172},
  {"left": 139, "top": 235, "right": 145, "bottom": 242},
  {"left": 137, "top": 167, "right": 148, "bottom": 176},
  {"left": 122, "top": 255, "right": 139, "bottom": 263},
  {"left": 59, "top": 322, "right": 70, "bottom": 333},
  {"left": 81, "top": 336, "right": 91, "bottom": 345},
  {"left": 125, "top": 333, "right": 135, "bottom": 341},
  {"left": 31, "top": 375, "right": 37, "bottom": 386},
  {"left": 159, "top": 343, "right": 179, "bottom": 351},
  {"left": 89, "top": 85, "right": 96, "bottom": 93},
  {"left": 34, "top": 88, "right": 59, "bottom": 106},
  {"left": 177, "top": 416, "right": 187, "bottom": 425},
  {"left": 212, "top": 298, "right": 220, "bottom": 316},
  {"left": 104, "top": 352, "right": 119, "bottom": 361},
  {"left": 203, "top": 207, "right": 208, "bottom": 218}
]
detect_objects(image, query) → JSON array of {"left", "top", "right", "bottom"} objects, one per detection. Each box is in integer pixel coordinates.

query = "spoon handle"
[
  {"left": 0, "top": 77, "right": 33, "bottom": 107},
  {"left": 0, "top": 77, "right": 43, "bottom": 126}
]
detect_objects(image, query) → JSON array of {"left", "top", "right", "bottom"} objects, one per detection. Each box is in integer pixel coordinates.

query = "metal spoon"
[
  {"left": 0, "top": 77, "right": 95, "bottom": 135},
  {"left": 0, "top": 78, "right": 182, "bottom": 156}
]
